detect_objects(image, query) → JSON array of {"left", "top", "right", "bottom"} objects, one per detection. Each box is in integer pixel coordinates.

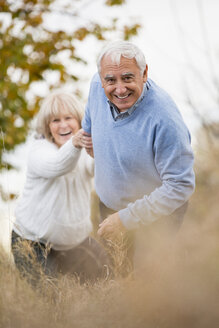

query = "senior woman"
[{"left": 11, "top": 91, "right": 110, "bottom": 284}]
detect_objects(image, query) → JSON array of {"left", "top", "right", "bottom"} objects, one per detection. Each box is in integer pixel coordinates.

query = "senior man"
[{"left": 82, "top": 41, "right": 195, "bottom": 258}]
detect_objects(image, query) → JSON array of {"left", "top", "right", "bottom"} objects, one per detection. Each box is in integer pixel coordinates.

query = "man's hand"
[{"left": 97, "top": 212, "right": 127, "bottom": 241}]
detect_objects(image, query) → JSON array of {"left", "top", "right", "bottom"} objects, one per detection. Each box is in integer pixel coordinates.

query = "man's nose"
[{"left": 115, "top": 82, "right": 127, "bottom": 94}]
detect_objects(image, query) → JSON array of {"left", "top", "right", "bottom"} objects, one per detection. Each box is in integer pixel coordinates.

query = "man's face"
[{"left": 100, "top": 55, "right": 148, "bottom": 112}]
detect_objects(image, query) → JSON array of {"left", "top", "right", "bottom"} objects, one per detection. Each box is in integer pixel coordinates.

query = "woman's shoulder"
[
  {"left": 27, "top": 135, "right": 57, "bottom": 161},
  {"left": 31, "top": 135, "right": 56, "bottom": 149}
]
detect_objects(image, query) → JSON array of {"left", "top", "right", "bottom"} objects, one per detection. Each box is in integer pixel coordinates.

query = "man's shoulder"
[
  {"left": 91, "top": 72, "right": 101, "bottom": 84},
  {"left": 147, "top": 79, "right": 173, "bottom": 102},
  {"left": 88, "top": 73, "right": 106, "bottom": 102},
  {"left": 89, "top": 73, "right": 103, "bottom": 94},
  {"left": 142, "top": 79, "right": 188, "bottom": 131},
  {"left": 146, "top": 79, "right": 180, "bottom": 115}
]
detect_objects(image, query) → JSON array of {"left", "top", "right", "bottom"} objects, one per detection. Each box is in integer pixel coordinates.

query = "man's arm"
[
  {"left": 97, "top": 212, "right": 126, "bottom": 240},
  {"left": 81, "top": 73, "right": 100, "bottom": 135},
  {"left": 99, "top": 119, "right": 195, "bottom": 238},
  {"left": 118, "top": 120, "right": 195, "bottom": 230},
  {"left": 81, "top": 74, "right": 98, "bottom": 157}
]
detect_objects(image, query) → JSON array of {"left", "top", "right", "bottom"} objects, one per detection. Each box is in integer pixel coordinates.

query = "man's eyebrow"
[
  {"left": 104, "top": 74, "right": 115, "bottom": 80},
  {"left": 103, "top": 72, "right": 135, "bottom": 80},
  {"left": 121, "top": 72, "right": 135, "bottom": 77}
]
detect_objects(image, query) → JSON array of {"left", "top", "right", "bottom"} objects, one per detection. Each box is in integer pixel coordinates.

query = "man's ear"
[{"left": 143, "top": 65, "right": 148, "bottom": 82}]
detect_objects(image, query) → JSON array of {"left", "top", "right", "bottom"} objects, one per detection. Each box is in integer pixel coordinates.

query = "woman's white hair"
[
  {"left": 36, "top": 91, "right": 83, "bottom": 142},
  {"left": 97, "top": 40, "right": 147, "bottom": 75}
]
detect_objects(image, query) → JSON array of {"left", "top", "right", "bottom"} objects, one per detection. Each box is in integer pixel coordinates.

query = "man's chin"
[
  {"left": 116, "top": 103, "right": 132, "bottom": 112},
  {"left": 112, "top": 97, "right": 134, "bottom": 111}
]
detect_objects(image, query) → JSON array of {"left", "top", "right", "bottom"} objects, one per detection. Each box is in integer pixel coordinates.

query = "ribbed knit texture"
[
  {"left": 14, "top": 137, "right": 94, "bottom": 250},
  {"left": 82, "top": 74, "right": 195, "bottom": 229}
]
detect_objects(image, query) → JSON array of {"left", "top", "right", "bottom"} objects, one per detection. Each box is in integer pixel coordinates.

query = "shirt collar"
[{"left": 108, "top": 83, "right": 148, "bottom": 120}]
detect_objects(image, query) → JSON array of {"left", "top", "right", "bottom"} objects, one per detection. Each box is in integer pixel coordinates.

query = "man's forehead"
[{"left": 100, "top": 56, "right": 141, "bottom": 81}]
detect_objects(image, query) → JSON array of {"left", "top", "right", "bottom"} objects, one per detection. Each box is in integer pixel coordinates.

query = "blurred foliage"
[
  {"left": 0, "top": 0, "right": 141, "bottom": 170},
  {"left": 105, "top": 0, "right": 126, "bottom": 5}
]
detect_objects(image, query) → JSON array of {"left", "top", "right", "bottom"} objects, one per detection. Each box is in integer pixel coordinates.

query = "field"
[{"left": 1, "top": 138, "right": 219, "bottom": 328}]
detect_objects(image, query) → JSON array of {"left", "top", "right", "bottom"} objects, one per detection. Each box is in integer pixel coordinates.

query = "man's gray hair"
[{"left": 97, "top": 40, "right": 147, "bottom": 75}]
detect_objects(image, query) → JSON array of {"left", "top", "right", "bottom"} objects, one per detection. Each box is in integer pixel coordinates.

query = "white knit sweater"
[{"left": 13, "top": 137, "right": 94, "bottom": 250}]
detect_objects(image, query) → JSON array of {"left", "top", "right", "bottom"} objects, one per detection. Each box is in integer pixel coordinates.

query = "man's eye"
[
  {"left": 124, "top": 76, "right": 132, "bottom": 81},
  {"left": 105, "top": 79, "right": 115, "bottom": 85}
]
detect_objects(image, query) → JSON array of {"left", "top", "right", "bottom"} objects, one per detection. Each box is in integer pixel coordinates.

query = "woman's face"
[{"left": 49, "top": 110, "right": 80, "bottom": 147}]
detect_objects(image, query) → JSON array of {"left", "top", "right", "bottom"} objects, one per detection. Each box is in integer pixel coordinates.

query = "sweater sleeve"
[
  {"left": 28, "top": 137, "right": 81, "bottom": 178},
  {"left": 119, "top": 119, "right": 195, "bottom": 230},
  {"left": 82, "top": 73, "right": 100, "bottom": 134},
  {"left": 82, "top": 100, "right": 91, "bottom": 134}
]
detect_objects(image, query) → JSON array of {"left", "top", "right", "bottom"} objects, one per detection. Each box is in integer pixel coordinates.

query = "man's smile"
[{"left": 115, "top": 94, "right": 130, "bottom": 99}]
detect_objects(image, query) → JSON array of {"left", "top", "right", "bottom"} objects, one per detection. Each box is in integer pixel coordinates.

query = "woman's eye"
[
  {"left": 52, "top": 118, "right": 59, "bottom": 122},
  {"left": 66, "top": 116, "right": 72, "bottom": 120}
]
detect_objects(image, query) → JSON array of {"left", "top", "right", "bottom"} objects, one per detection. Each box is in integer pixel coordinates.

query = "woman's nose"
[{"left": 60, "top": 119, "right": 68, "bottom": 127}]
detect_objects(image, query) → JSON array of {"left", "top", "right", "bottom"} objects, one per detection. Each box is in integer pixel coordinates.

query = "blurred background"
[
  {"left": 0, "top": 0, "right": 219, "bottom": 251},
  {"left": 1, "top": 2, "right": 219, "bottom": 327}
]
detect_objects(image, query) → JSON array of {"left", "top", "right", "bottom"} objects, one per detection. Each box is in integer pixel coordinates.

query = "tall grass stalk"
[{"left": 1, "top": 136, "right": 219, "bottom": 328}]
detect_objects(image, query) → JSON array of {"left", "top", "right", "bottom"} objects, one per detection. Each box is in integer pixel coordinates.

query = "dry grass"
[{"left": 1, "top": 142, "right": 219, "bottom": 328}]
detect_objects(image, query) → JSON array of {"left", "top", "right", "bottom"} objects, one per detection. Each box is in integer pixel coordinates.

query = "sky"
[
  {"left": 42, "top": 0, "right": 219, "bottom": 132},
  {"left": 0, "top": 0, "right": 219, "bottom": 240}
]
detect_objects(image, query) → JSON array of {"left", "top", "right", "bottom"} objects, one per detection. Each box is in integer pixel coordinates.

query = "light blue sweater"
[{"left": 82, "top": 73, "right": 195, "bottom": 229}]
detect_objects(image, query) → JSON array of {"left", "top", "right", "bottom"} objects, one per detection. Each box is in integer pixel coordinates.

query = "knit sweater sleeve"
[
  {"left": 27, "top": 137, "right": 81, "bottom": 178},
  {"left": 82, "top": 100, "right": 91, "bottom": 134},
  {"left": 82, "top": 73, "right": 100, "bottom": 134},
  {"left": 118, "top": 118, "right": 195, "bottom": 230}
]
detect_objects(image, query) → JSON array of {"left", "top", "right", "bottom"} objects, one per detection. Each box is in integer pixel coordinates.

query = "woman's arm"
[{"left": 28, "top": 137, "right": 81, "bottom": 178}]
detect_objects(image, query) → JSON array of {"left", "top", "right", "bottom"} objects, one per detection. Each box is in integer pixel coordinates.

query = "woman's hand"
[
  {"left": 72, "top": 129, "right": 93, "bottom": 156},
  {"left": 72, "top": 129, "right": 84, "bottom": 148},
  {"left": 81, "top": 131, "right": 94, "bottom": 157}
]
